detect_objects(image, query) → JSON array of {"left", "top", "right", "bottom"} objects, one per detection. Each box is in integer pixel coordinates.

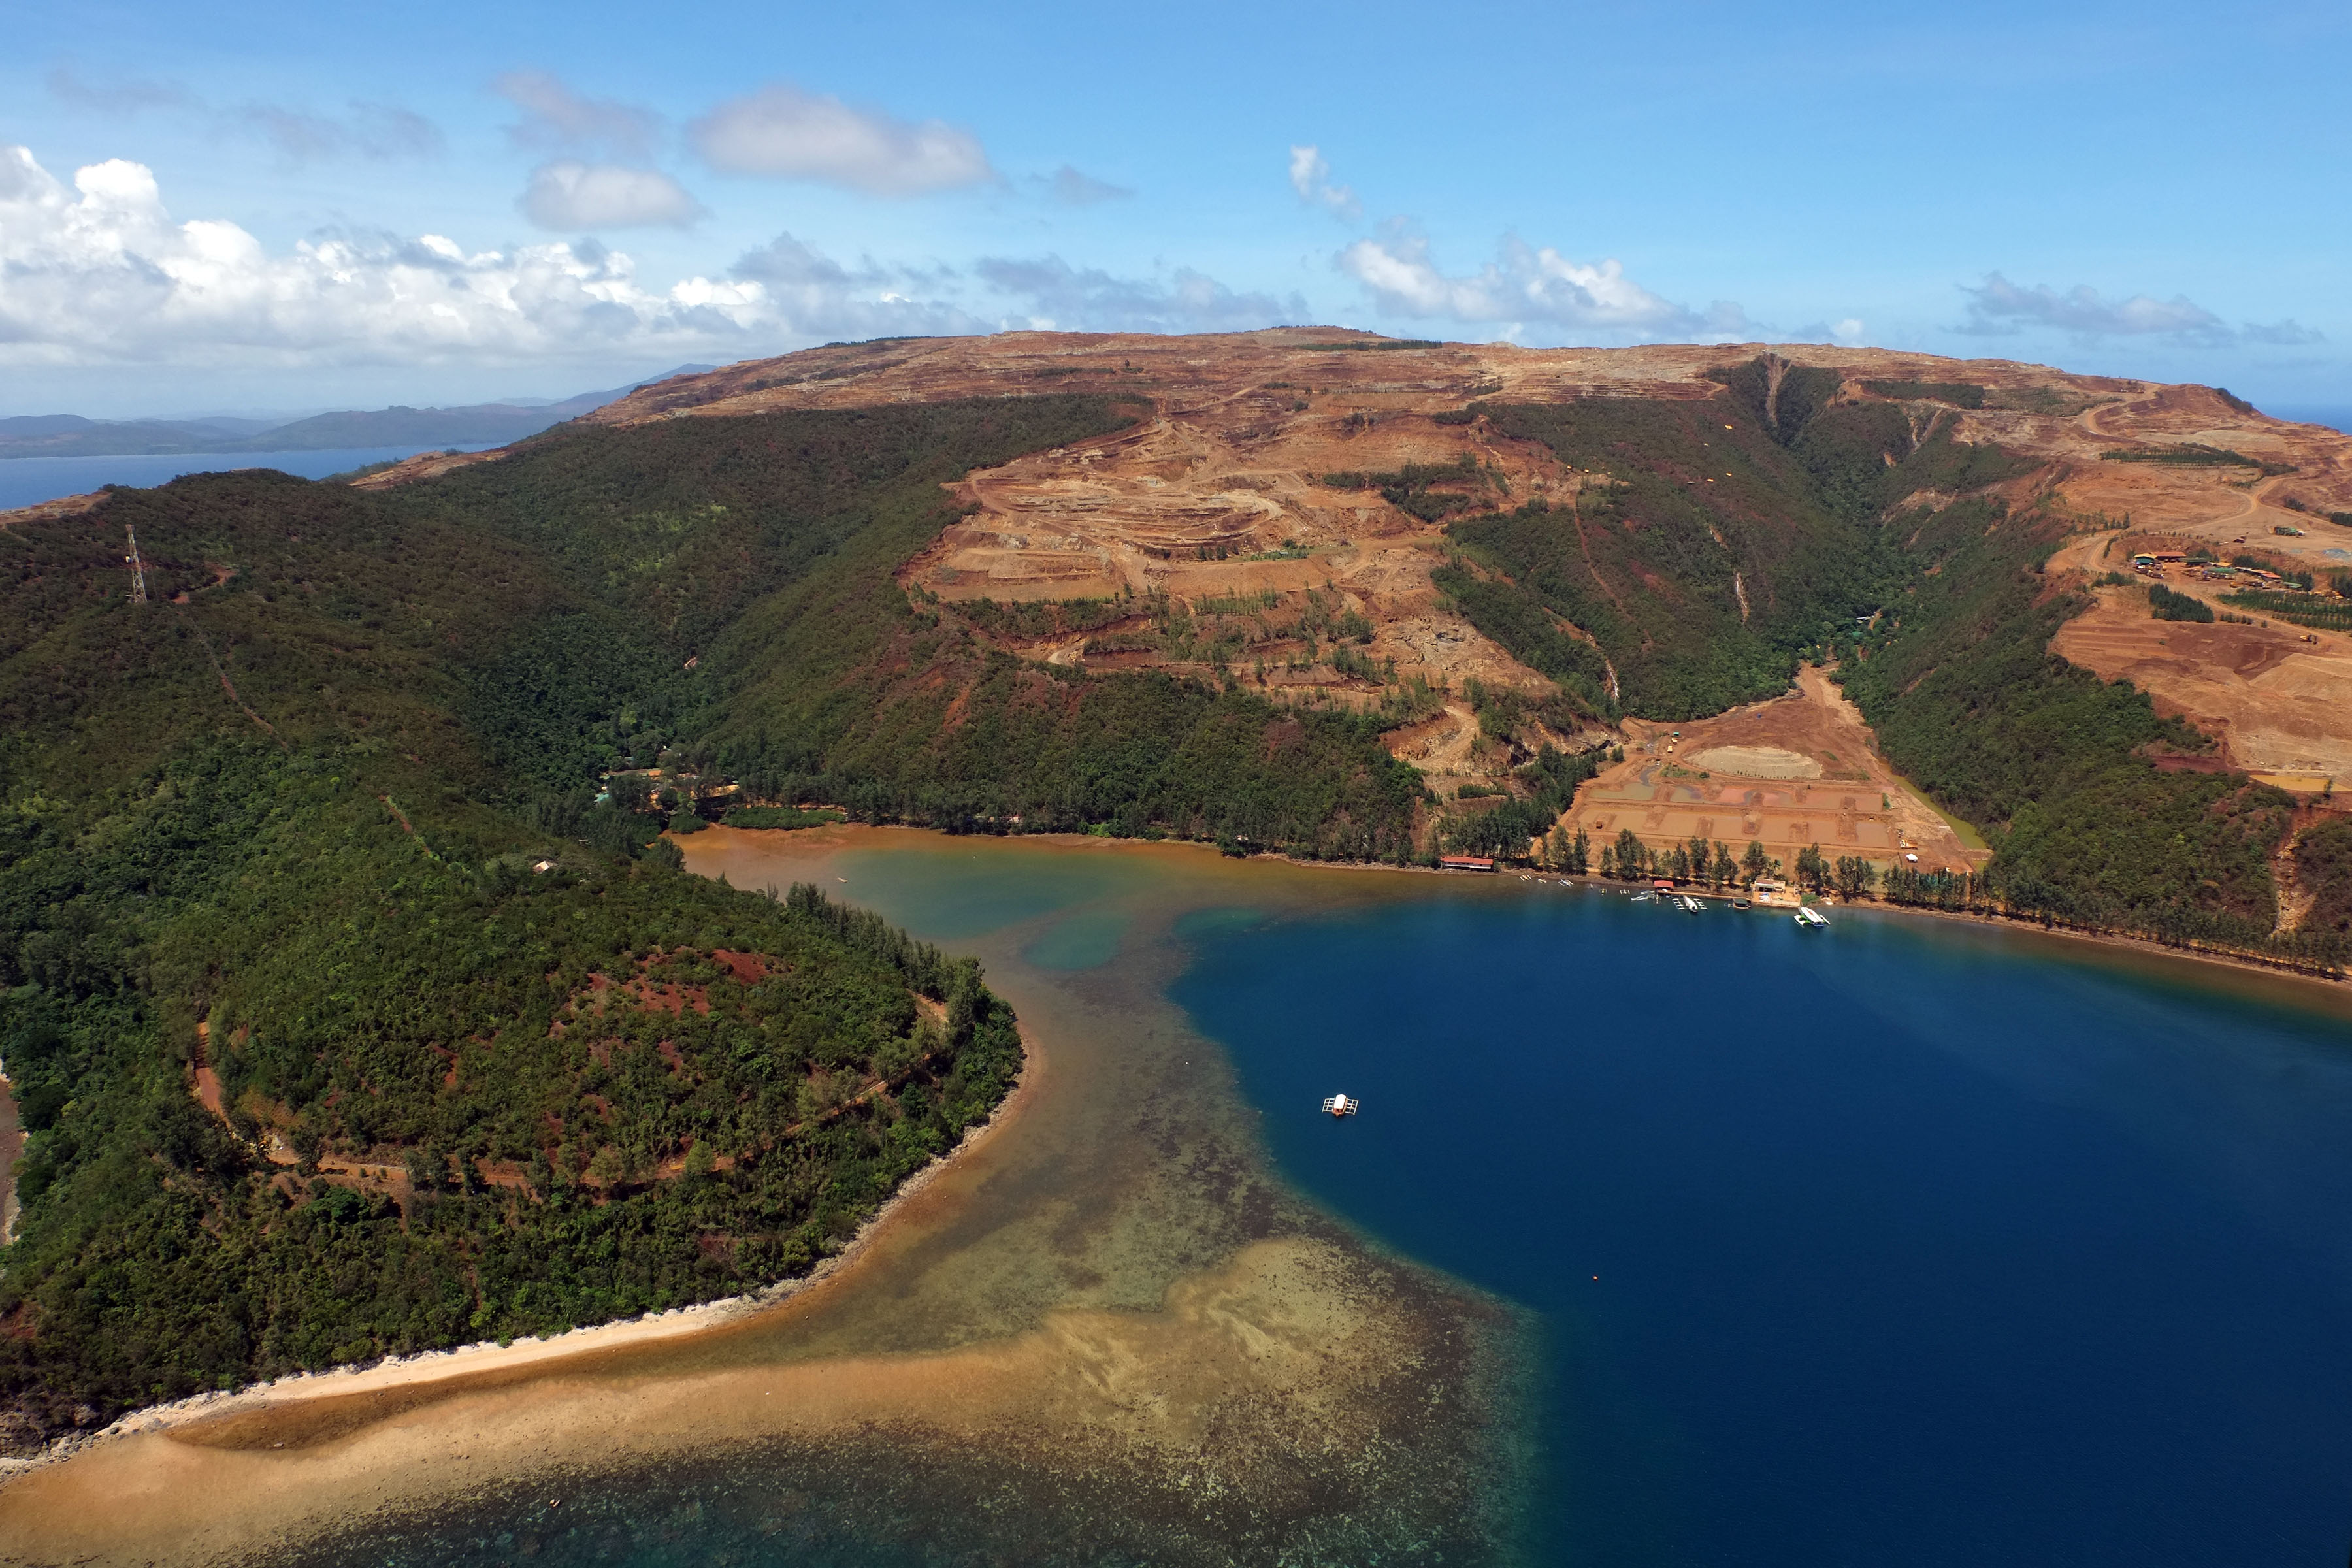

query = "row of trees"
[
  {"left": 1531, "top": 813, "right": 2345, "bottom": 970},
  {"left": 1530, "top": 823, "right": 1894, "bottom": 900}
]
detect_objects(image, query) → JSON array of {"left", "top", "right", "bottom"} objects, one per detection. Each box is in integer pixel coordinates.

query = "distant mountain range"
[{"left": 0, "top": 366, "right": 717, "bottom": 460}]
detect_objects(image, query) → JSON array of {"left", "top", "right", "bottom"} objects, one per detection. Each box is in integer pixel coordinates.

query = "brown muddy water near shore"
[{"left": 0, "top": 830, "right": 1528, "bottom": 1566}]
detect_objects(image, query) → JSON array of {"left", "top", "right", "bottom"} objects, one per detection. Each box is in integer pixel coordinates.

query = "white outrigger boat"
[
  {"left": 1322, "top": 1093, "right": 1360, "bottom": 1119},
  {"left": 1793, "top": 906, "right": 1830, "bottom": 929}
]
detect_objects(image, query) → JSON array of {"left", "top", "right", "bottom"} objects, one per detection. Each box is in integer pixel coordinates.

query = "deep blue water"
[
  {"left": 2270, "top": 406, "right": 2352, "bottom": 435},
  {"left": 0, "top": 443, "right": 497, "bottom": 510},
  {"left": 1171, "top": 885, "right": 2352, "bottom": 1566}
]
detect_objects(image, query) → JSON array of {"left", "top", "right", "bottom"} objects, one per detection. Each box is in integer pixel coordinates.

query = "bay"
[
  {"left": 1172, "top": 880, "right": 2352, "bottom": 1565},
  {"left": 0, "top": 444, "right": 497, "bottom": 510}
]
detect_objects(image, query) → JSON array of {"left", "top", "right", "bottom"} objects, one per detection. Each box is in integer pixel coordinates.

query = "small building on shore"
[{"left": 1437, "top": 855, "right": 1497, "bottom": 872}]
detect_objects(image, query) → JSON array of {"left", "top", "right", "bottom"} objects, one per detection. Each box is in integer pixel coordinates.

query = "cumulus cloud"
[
  {"left": 1287, "top": 145, "right": 1359, "bottom": 221},
  {"left": 974, "top": 256, "right": 1305, "bottom": 334},
  {"left": 731, "top": 232, "right": 874, "bottom": 288},
  {"left": 0, "top": 144, "right": 779, "bottom": 368},
  {"left": 489, "top": 74, "right": 702, "bottom": 235},
  {"left": 493, "top": 70, "right": 660, "bottom": 160},
  {"left": 1337, "top": 231, "right": 1742, "bottom": 339},
  {"left": 46, "top": 65, "right": 442, "bottom": 165},
  {"left": 690, "top": 83, "right": 993, "bottom": 194},
  {"left": 1046, "top": 165, "right": 1134, "bottom": 206},
  {"left": 728, "top": 232, "right": 981, "bottom": 338},
  {"left": 519, "top": 161, "right": 705, "bottom": 229}
]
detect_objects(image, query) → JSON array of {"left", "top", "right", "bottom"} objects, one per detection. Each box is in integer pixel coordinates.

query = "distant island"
[{"left": 0, "top": 365, "right": 715, "bottom": 460}]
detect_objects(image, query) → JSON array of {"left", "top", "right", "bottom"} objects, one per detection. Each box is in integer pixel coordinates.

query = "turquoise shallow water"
[{"left": 1171, "top": 881, "right": 2352, "bottom": 1565}]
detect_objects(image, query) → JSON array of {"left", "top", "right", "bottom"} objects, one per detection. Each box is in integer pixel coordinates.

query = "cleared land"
[
  {"left": 2050, "top": 525, "right": 2352, "bottom": 791},
  {"left": 1569, "top": 665, "right": 1989, "bottom": 877}
]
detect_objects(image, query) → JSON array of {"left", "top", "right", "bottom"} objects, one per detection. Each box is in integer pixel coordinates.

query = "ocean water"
[
  {"left": 1171, "top": 883, "right": 2352, "bottom": 1565},
  {"left": 2270, "top": 406, "right": 2352, "bottom": 434},
  {"left": 0, "top": 443, "right": 497, "bottom": 510},
  {"left": 132, "top": 837, "right": 2352, "bottom": 1566}
]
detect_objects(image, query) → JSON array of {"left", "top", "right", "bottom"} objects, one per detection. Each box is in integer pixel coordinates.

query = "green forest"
[{"left": 1438, "top": 357, "right": 2042, "bottom": 719}]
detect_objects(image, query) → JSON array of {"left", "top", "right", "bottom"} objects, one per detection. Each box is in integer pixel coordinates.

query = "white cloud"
[
  {"left": 1337, "top": 231, "right": 1740, "bottom": 339},
  {"left": 0, "top": 144, "right": 1293, "bottom": 373},
  {"left": 974, "top": 256, "right": 1305, "bottom": 334},
  {"left": 1287, "top": 145, "right": 1360, "bottom": 221},
  {"left": 519, "top": 161, "right": 705, "bottom": 230},
  {"left": 1047, "top": 165, "right": 1134, "bottom": 206},
  {"left": 731, "top": 232, "right": 872, "bottom": 289},
  {"left": 0, "top": 144, "right": 775, "bottom": 368},
  {"left": 730, "top": 233, "right": 981, "bottom": 338},
  {"left": 492, "top": 71, "right": 660, "bottom": 160},
  {"left": 690, "top": 84, "right": 993, "bottom": 195}
]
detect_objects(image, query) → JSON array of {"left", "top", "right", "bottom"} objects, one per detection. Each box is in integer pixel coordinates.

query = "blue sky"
[{"left": 3, "top": 0, "right": 2345, "bottom": 417}]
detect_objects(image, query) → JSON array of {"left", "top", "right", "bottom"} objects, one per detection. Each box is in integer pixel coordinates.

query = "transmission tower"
[{"left": 125, "top": 523, "right": 148, "bottom": 604}]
